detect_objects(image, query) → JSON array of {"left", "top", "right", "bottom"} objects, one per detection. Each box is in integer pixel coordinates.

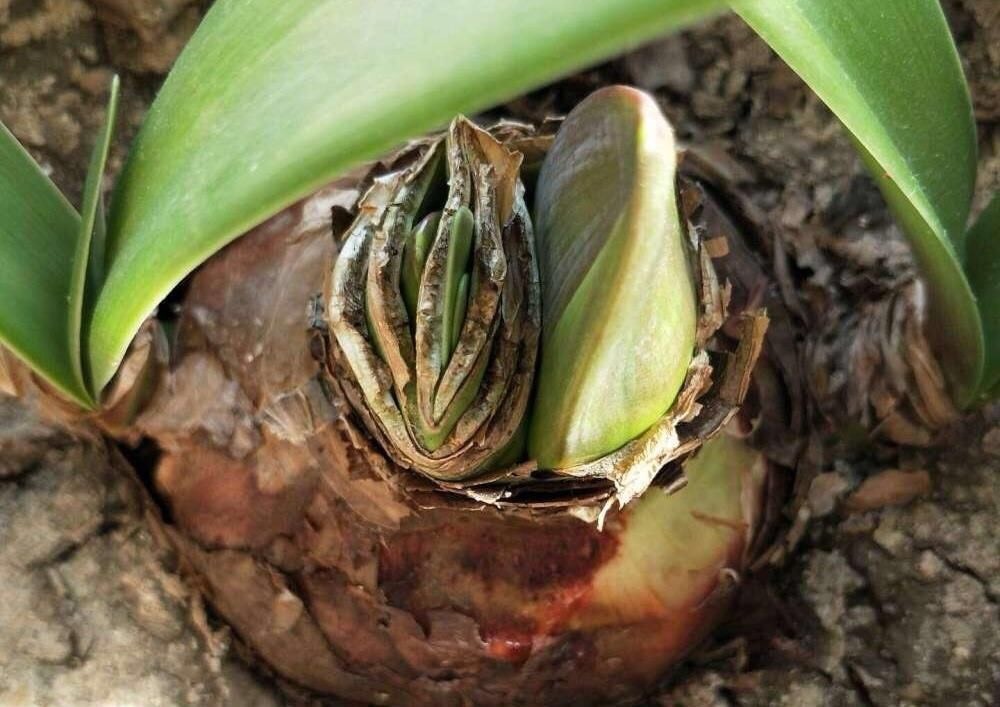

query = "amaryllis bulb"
[{"left": 119, "top": 84, "right": 774, "bottom": 707}]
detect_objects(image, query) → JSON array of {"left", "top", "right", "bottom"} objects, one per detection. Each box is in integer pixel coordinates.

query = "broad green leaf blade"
[
  {"left": 0, "top": 123, "right": 91, "bottom": 406},
  {"left": 528, "top": 87, "right": 696, "bottom": 469},
  {"left": 733, "top": 0, "right": 982, "bottom": 405},
  {"left": 90, "top": 0, "right": 725, "bottom": 391},
  {"left": 69, "top": 75, "right": 119, "bottom": 402},
  {"left": 965, "top": 194, "right": 1000, "bottom": 396}
]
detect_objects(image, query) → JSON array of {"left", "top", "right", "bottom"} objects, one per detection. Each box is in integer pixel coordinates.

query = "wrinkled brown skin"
[
  {"left": 129, "top": 164, "right": 771, "bottom": 706},
  {"left": 679, "top": 149, "right": 959, "bottom": 450}
]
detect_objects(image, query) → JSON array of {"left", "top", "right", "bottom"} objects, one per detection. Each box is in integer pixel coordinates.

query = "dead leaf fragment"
[{"left": 844, "top": 469, "right": 932, "bottom": 513}]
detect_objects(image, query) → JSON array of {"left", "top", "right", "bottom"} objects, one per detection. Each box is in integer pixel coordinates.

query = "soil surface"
[{"left": 0, "top": 1, "right": 997, "bottom": 705}]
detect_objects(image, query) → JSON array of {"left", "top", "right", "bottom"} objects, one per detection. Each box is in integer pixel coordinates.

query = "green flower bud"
[{"left": 528, "top": 86, "right": 697, "bottom": 469}]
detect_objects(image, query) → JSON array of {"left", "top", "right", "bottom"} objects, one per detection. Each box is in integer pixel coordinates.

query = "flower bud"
[{"left": 529, "top": 86, "right": 697, "bottom": 469}]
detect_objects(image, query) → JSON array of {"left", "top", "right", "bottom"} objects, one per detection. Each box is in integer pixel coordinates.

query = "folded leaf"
[
  {"left": 89, "top": 0, "right": 725, "bottom": 392},
  {"left": 733, "top": 0, "right": 982, "bottom": 404},
  {"left": 69, "top": 75, "right": 120, "bottom": 402}
]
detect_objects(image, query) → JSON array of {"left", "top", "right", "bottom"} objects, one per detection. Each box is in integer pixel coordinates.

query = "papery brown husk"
[
  {"left": 676, "top": 144, "right": 961, "bottom": 565},
  {"left": 326, "top": 119, "right": 542, "bottom": 483},
  {"left": 678, "top": 144, "right": 961, "bottom": 450}
]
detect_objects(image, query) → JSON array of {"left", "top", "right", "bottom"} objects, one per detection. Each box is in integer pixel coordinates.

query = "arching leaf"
[
  {"left": 89, "top": 0, "right": 725, "bottom": 391},
  {"left": 734, "top": 0, "right": 982, "bottom": 404}
]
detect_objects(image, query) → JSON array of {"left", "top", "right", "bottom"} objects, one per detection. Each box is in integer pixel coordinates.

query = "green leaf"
[
  {"left": 69, "top": 75, "right": 120, "bottom": 402},
  {"left": 0, "top": 123, "right": 89, "bottom": 406},
  {"left": 965, "top": 194, "right": 1000, "bottom": 396},
  {"left": 440, "top": 206, "right": 474, "bottom": 362},
  {"left": 90, "top": 0, "right": 725, "bottom": 392},
  {"left": 528, "top": 86, "right": 697, "bottom": 469},
  {"left": 402, "top": 212, "right": 439, "bottom": 323},
  {"left": 733, "top": 0, "right": 982, "bottom": 405}
]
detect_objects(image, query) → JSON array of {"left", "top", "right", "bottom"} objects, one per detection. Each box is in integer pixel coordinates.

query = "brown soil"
[{"left": 0, "top": 1, "right": 997, "bottom": 705}]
